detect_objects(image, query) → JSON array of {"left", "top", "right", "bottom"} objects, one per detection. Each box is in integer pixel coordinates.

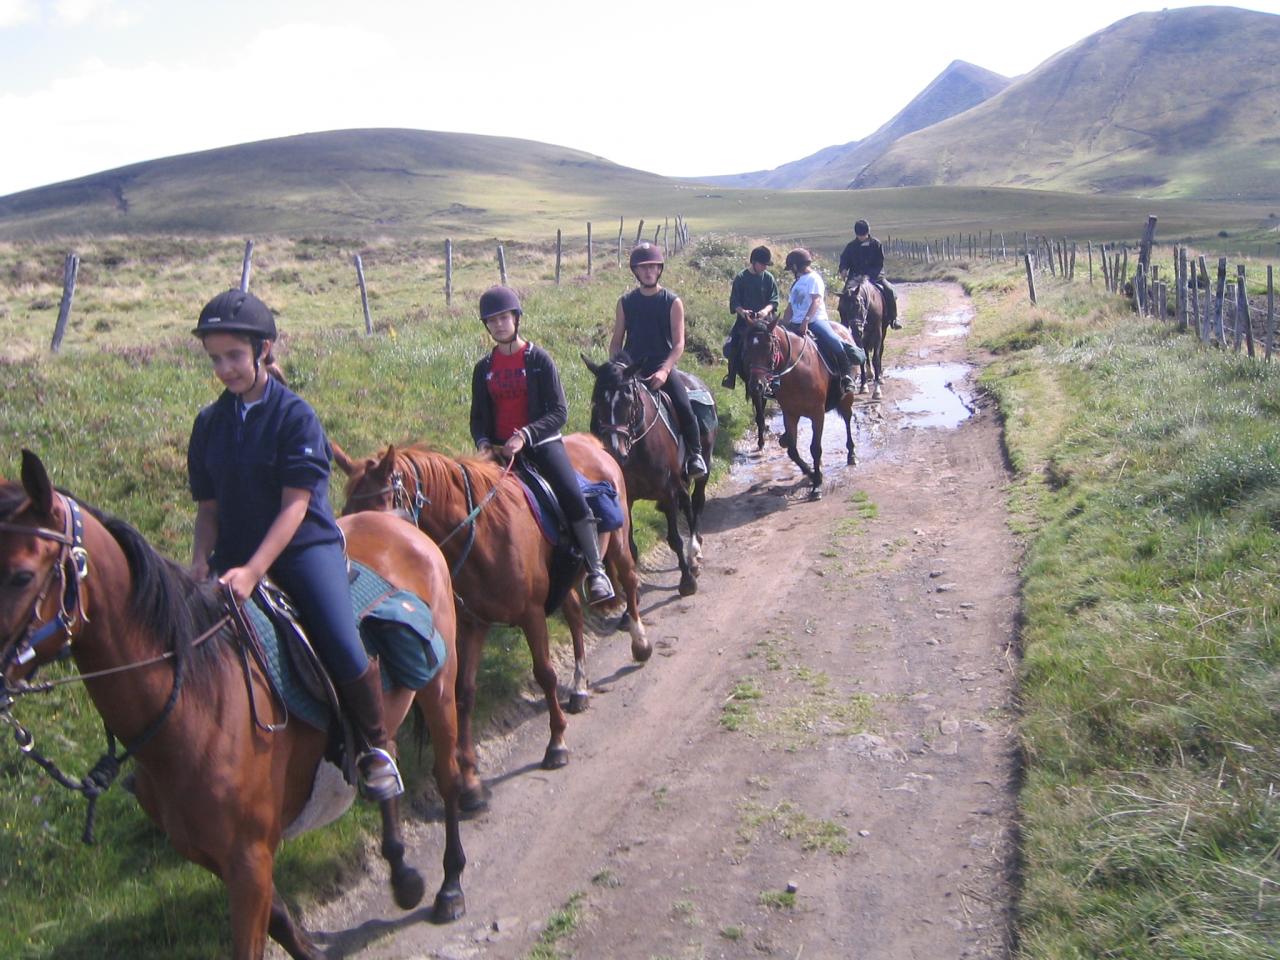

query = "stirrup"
[
  {"left": 685, "top": 454, "right": 708, "bottom": 480},
  {"left": 357, "top": 747, "right": 405, "bottom": 801},
  {"left": 840, "top": 375, "right": 856, "bottom": 395},
  {"left": 585, "top": 571, "right": 616, "bottom": 606}
]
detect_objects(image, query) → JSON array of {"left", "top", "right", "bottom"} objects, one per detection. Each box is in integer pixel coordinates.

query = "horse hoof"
[
  {"left": 431, "top": 890, "right": 466, "bottom": 925},
  {"left": 567, "top": 691, "right": 590, "bottom": 714},
  {"left": 542, "top": 745, "right": 570, "bottom": 770},
  {"left": 459, "top": 784, "right": 489, "bottom": 816},
  {"left": 847, "top": 454, "right": 856, "bottom": 466},
  {"left": 678, "top": 577, "right": 698, "bottom": 597},
  {"left": 810, "top": 486, "right": 823, "bottom": 501},
  {"left": 631, "top": 639, "right": 653, "bottom": 662},
  {"left": 872, "top": 386, "right": 882, "bottom": 400},
  {"left": 391, "top": 865, "right": 426, "bottom": 911},
  {"left": 858, "top": 383, "right": 867, "bottom": 394}
]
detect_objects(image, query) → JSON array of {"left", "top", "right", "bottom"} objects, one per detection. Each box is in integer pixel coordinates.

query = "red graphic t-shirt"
[{"left": 487, "top": 346, "right": 529, "bottom": 442}]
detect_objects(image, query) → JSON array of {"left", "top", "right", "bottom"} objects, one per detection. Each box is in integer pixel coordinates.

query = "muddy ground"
[{"left": 302, "top": 282, "right": 1019, "bottom": 960}]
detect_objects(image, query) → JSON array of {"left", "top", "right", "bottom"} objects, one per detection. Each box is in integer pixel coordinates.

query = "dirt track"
[{"left": 305, "top": 282, "right": 1019, "bottom": 960}]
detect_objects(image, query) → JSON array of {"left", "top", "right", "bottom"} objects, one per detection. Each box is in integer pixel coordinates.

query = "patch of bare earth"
[{"left": 303, "top": 282, "right": 1018, "bottom": 960}]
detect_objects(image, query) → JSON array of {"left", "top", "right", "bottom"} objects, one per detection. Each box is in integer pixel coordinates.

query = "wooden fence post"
[
  {"left": 1198, "top": 256, "right": 1211, "bottom": 343},
  {"left": 635, "top": 219, "right": 644, "bottom": 244},
  {"left": 1238, "top": 264, "right": 1255, "bottom": 357},
  {"left": 1087, "top": 242, "right": 1094, "bottom": 284},
  {"left": 555, "top": 229, "right": 562, "bottom": 285},
  {"left": 444, "top": 239, "right": 453, "bottom": 307},
  {"left": 1069, "top": 242, "right": 1076, "bottom": 281},
  {"left": 1137, "top": 216, "right": 1157, "bottom": 275},
  {"left": 49, "top": 252, "right": 79, "bottom": 353},
  {"left": 652, "top": 222, "right": 660, "bottom": 244},
  {"left": 497, "top": 243, "right": 507, "bottom": 285},
  {"left": 1214, "top": 257, "right": 1227, "bottom": 344},
  {"left": 587, "top": 221, "right": 593, "bottom": 276},
  {"left": 354, "top": 254, "right": 373, "bottom": 335},
  {"left": 1266, "top": 265, "right": 1275, "bottom": 361},
  {"left": 1177, "top": 247, "right": 1188, "bottom": 332},
  {"left": 1024, "top": 253, "right": 1038, "bottom": 305},
  {"left": 1189, "top": 263, "right": 1201, "bottom": 341},
  {"left": 239, "top": 239, "right": 254, "bottom": 292}
]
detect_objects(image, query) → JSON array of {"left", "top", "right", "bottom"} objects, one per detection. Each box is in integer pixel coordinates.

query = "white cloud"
[
  {"left": 53, "top": 0, "right": 117, "bottom": 26},
  {"left": 0, "top": 0, "right": 37, "bottom": 28}
]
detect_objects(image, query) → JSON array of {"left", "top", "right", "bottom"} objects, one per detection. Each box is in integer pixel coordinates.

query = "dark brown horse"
[
  {"left": 0, "top": 451, "right": 465, "bottom": 960},
  {"left": 742, "top": 318, "right": 856, "bottom": 498},
  {"left": 838, "top": 275, "right": 889, "bottom": 399},
  {"left": 334, "top": 434, "right": 648, "bottom": 812},
  {"left": 582, "top": 354, "right": 716, "bottom": 597}
]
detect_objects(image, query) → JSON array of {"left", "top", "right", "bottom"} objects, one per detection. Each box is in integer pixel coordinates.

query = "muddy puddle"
[
  {"left": 886, "top": 362, "right": 975, "bottom": 429},
  {"left": 928, "top": 304, "right": 975, "bottom": 339}
]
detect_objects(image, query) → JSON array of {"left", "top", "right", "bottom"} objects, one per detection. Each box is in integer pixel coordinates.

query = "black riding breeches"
[
  {"left": 659, "top": 375, "right": 702, "bottom": 456},
  {"left": 524, "top": 438, "right": 590, "bottom": 523}
]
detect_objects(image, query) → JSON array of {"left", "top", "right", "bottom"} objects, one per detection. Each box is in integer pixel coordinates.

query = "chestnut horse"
[
  {"left": 334, "top": 434, "right": 649, "bottom": 812},
  {"left": 0, "top": 451, "right": 465, "bottom": 960},
  {"left": 838, "top": 275, "right": 889, "bottom": 399},
  {"left": 742, "top": 318, "right": 856, "bottom": 499}
]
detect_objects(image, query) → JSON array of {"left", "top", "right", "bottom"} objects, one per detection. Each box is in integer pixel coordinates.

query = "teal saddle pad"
[{"left": 245, "top": 561, "right": 447, "bottom": 731}]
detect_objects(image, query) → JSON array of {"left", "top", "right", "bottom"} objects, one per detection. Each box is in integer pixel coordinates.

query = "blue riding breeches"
[{"left": 268, "top": 541, "right": 369, "bottom": 683}]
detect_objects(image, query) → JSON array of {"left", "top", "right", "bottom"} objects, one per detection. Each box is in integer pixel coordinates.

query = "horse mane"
[
  {"left": 398, "top": 443, "right": 521, "bottom": 533},
  {"left": 0, "top": 482, "right": 226, "bottom": 692}
]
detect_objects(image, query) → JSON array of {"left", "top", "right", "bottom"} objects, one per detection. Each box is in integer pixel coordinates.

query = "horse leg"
[
  {"left": 563, "top": 590, "right": 590, "bottom": 714},
  {"left": 753, "top": 392, "right": 767, "bottom": 450},
  {"left": 666, "top": 495, "right": 697, "bottom": 597},
  {"left": 453, "top": 620, "right": 489, "bottom": 814},
  {"left": 225, "top": 840, "right": 277, "bottom": 960},
  {"left": 809, "top": 413, "right": 825, "bottom": 499},
  {"left": 689, "top": 476, "right": 708, "bottom": 568},
  {"left": 841, "top": 396, "right": 857, "bottom": 466},
  {"left": 782, "top": 411, "right": 811, "bottom": 479},
  {"left": 378, "top": 794, "right": 426, "bottom": 911},
  {"left": 521, "top": 616, "right": 570, "bottom": 769},
  {"left": 872, "top": 336, "right": 885, "bottom": 400},
  {"left": 413, "top": 687, "right": 467, "bottom": 923},
  {"left": 269, "top": 891, "right": 326, "bottom": 960},
  {"left": 605, "top": 523, "right": 650, "bottom": 661}
]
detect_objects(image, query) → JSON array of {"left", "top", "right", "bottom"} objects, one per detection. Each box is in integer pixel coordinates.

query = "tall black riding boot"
[
  {"left": 571, "top": 517, "right": 616, "bottom": 606},
  {"left": 337, "top": 658, "right": 404, "bottom": 801},
  {"left": 683, "top": 419, "right": 707, "bottom": 480}
]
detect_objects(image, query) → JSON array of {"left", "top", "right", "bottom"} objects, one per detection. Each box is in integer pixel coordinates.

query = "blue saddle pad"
[
  {"left": 246, "top": 561, "right": 448, "bottom": 731},
  {"left": 517, "top": 469, "right": 624, "bottom": 547}
]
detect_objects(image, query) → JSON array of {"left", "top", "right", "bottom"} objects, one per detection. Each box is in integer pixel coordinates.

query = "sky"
[{"left": 1, "top": 0, "right": 1278, "bottom": 197}]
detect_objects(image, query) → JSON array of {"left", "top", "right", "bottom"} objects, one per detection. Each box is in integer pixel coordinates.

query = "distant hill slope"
[
  {"left": 700, "top": 60, "right": 1009, "bottom": 189},
  {"left": 853, "top": 7, "right": 1280, "bottom": 201},
  {"left": 0, "top": 129, "right": 683, "bottom": 239}
]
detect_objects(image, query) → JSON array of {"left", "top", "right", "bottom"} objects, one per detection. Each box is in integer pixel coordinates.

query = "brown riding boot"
[
  {"left": 337, "top": 658, "right": 404, "bottom": 801},
  {"left": 572, "top": 517, "right": 616, "bottom": 606}
]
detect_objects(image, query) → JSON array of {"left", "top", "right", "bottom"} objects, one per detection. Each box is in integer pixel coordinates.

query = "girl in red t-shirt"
[{"left": 468, "top": 286, "right": 615, "bottom": 605}]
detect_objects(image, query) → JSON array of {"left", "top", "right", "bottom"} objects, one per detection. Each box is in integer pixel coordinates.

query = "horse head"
[
  {"left": 839, "top": 275, "right": 871, "bottom": 329},
  {"left": 336, "top": 442, "right": 404, "bottom": 517},
  {"left": 0, "top": 451, "right": 84, "bottom": 685},
  {"left": 742, "top": 316, "right": 782, "bottom": 401},
  {"left": 583, "top": 351, "right": 644, "bottom": 464}
]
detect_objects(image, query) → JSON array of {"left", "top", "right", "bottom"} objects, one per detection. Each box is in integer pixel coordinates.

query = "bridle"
[
  {"left": 595, "top": 372, "right": 660, "bottom": 458},
  {"left": 747, "top": 322, "right": 810, "bottom": 388},
  {"left": 345, "top": 456, "right": 430, "bottom": 526},
  {"left": 0, "top": 492, "right": 232, "bottom": 843}
]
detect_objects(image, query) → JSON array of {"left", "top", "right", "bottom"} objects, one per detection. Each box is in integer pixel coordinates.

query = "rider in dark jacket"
[
  {"left": 838, "top": 220, "right": 900, "bottom": 329},
  {"left": 723, "top": 245, "right": 780, "bottom": 390}
]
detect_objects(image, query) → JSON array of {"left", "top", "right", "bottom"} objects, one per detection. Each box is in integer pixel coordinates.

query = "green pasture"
[
  {"left": 965, "top": 263, "right": 1280, "bottom": 958},
  {"left": 0, "top": 235, "right": 752, "bottom": 958}
]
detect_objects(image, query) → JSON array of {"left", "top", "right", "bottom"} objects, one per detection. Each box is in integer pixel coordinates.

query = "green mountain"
[
  {"left": 702, "top": 60, "right": 1010, "bottom": 190},
  {"left": 852, "top": 6, "right": 1280, "bottom": 201},
  {"left": 0, "top": 128, "right": 687, "bottom": 239}
]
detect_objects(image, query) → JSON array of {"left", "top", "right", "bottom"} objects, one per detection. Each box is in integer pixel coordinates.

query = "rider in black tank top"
[{"left": 610, "top": 243, "right": 707, "bottom": 480}]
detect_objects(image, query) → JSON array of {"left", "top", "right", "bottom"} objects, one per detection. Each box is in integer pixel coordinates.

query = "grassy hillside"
[
  {"left": 855, "top": 7, "right": 1280, "bottom": 202},
  {"left": 0, "top": 128, "right": 1270, "bottom": 249},
  {"left": 963, "top": 263, "right": 1280, "bottom": 958}
]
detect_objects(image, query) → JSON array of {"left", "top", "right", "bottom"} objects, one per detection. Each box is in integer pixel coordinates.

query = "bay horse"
[
  {"left": 0, "top": 450, "right": 465, "bottom": 960},
  {"left": 333, "top": 433, "right": 648, "bottom": 812},
  {"left": 582, "top": 353, "right": 716, "bottom": 598},
  {"left": 742, "top": 317, "right": 856, "bottom": 499},
  {"left": 838, "top": 275, "right": 889, "bottom": 399}
]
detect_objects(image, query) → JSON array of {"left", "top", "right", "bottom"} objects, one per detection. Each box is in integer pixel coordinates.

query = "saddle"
[
  {"left": 649, "top": 370, "right": 718, "bottom": 464},
  {"left": 514, "top": 459, "right": 624, "bottom": 614},
  {"left": 234, "top": 562, "right": 447, "bottom": 780}
]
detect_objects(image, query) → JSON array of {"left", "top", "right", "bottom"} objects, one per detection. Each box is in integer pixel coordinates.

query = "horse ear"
[
  {"left": 374, "top": 446, "right": 397, "bottom": 478},
  {"left": 330, "top": 440, "right": 357, "bottom": 477},
  {"left": 19, "top": 449, "right": 55, "bottom": 518},
  {"left": 581, "top": 353, "right": 602, "bottom": 376}
]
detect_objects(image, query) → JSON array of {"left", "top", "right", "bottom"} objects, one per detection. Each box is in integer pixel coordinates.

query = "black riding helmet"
[
  {"left": 192, "top": 289, "right": 277, "bottom": 340},
  {"left": 479, "top": 285, "right": 522, "bottom": 344},
  {"left": 629, "top": 242, "right": 665, "bottom": 281}
]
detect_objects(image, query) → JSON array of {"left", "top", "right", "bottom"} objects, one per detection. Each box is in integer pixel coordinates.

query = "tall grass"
[
  {"left": 973, "top": 266, "right": 1280, "bottom": 958},
  {"left": 0, "top": 235, "right": 751, "bottom": 957}
]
